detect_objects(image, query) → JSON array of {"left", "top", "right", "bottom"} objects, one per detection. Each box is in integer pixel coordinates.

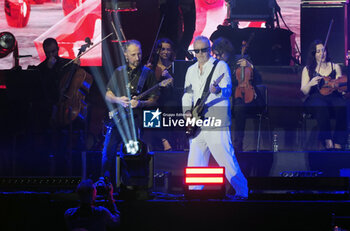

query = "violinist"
[
  {"left": 146, "top": 38, "right": 175, "bottom": 151},
  {"left": 212, "top": 37, "right": 264, "bottom": 153},
  {"left": 300, "top": 39, "right": 347, "bottom": 150}
]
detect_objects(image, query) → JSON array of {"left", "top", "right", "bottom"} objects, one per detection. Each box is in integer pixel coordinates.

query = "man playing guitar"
[
  {"left": 102, "top": 40, "right": 159, "bottom": 183},
  {"left": 182, "top": 36, "right": 248, "bottom": 198}
]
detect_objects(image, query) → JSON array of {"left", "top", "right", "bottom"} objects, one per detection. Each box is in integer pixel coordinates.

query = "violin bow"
[
  {"left": 111, "top": 18, "right": 126, "bottom": 54},
  {"left": 146, "top": 15, "right": 165, "bottom": 65},
  {"left": 241, "top": 32, "right": 255, "bottom": 58},
  {"left": 317, "top": 19, "right": 334, "bottom": 74},
  {"left": 62, "top": 33, "right": 113, "bottom": 68}
]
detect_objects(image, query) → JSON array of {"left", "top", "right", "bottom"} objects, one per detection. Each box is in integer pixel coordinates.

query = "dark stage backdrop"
[
  {"left": 300, "top": 2, "right": 348, "bottom": 65},
  {"left": 0, "top": 1, "right": 300, "bottom": 69},
  {"left": 210, "top": 26, "right": 294, "bottom": 66}
]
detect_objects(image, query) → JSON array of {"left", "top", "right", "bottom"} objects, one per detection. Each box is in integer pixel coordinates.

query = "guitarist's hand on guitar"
[
  {"left": 106, "top": 91, "right": 130, "bottom": 107},
  {"left": 184, "top": 110, "right": 192, "bottom": 119},
  {"left": 116, "top": 96, "right": 130, "bottom": 108},
  {"left": 130, "top": 96, "right": 140, "bottom": 108},
  {"left": 210, "top": 83, "right": 221, "bottom": 94}
]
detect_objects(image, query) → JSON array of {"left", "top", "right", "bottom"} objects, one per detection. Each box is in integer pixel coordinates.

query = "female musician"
[
  {"left": 146, "top": 38, "right": 175, "bottom": 151},
  {"left": 148, "top": 38, "right": 175, "bottom": 84},
  {"left": 212, "top": 37, "right": 264, "bottom": 152},
  {"left": 301, "top": 39, "right": 347, "bottom": 150}
]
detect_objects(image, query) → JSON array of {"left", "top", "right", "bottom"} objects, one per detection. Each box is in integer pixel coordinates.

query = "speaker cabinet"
[{"left": 301, "top": 2, "right": 348, "bottom": 64}]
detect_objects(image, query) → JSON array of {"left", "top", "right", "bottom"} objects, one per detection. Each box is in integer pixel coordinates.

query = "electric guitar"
[
  {"left": 185, "top": 73, "right": 225, "bottom": 138},
  {"left": 106, "top": 78, "right": 173, "bottom": 125}
]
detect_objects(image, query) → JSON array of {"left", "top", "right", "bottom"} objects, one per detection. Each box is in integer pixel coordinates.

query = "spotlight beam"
[
  {"left": 111, "top": 13, "right": 138, "bottom": 143},
  {"left": 92, "top": 12, "right": 140, "bottom": 154},
  {"left": 89, "top": 67, "right": 128, "bottom": 145}
]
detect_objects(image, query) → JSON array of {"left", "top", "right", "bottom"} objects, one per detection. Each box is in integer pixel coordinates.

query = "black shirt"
[
  {"left": 107, "top": 64, "right": 159, "bottom": 119},
  {"left": 37, "top": 57, "right": 72, "bottom": 105}
]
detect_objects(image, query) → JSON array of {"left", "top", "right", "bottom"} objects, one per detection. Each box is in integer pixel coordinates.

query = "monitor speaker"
[{"left": 300, "top": 2, "right": 348, "bottom": 64}]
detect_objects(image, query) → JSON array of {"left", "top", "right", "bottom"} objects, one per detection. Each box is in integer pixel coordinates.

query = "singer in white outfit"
[{"left": 182, "top": 36, "right": 248, "bottom": 197}]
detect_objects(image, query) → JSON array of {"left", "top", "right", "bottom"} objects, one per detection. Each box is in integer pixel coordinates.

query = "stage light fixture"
[
  {"left": 124, "top": 139, "right": 140, "bottom": 155},
  {"left": 116, "top": 140, "right": 154, "bottom": 200},
  {"left": 184, "top": 167, "right": 226, "bottom": 199},
  {"left": 0, "top": 32, "right": 31, "bottom": 68},
  {"left": 0, "top": 32, "right": 16, "bottom": 59}
]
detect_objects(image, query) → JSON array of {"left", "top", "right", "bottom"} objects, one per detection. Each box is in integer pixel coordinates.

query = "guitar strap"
[
  {"left": 136, "top": 66, "right": 150, "bottom": 94},
  {"left": 200, "top": 59, "right": 219, "bottom": 100}
]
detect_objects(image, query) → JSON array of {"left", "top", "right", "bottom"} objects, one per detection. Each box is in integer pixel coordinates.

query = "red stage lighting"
[
  {"left": 62, "top": 0, "right": 87, "bottom": 16},
  {"left": 4, "top": 0, "right": 31, "bottom": 28},
  {"left": 185, "top": 167, "right": 225, "bottom": 185},
  {"left": 184, "top": 167, "right": 226, "bottom": 199}
]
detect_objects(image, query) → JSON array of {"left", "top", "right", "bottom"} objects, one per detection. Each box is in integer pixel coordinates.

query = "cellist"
[
  {"left": 212, "top": 37, "right": 264, "bottom": 153},
  {"left": 37, "top": 37, "right": 93, "bottom": 128},
  {"left": 37, "top": 38, "right": 73, "bottom": 127},
  {"left": 36, "top": 37, "right": 93, "bottom": 175},
  {"left": 36, "top": 38, "right": 77, "bottom": 175},
  {"left": 300, "top": 39, "right": 347, "bottom": 150}
]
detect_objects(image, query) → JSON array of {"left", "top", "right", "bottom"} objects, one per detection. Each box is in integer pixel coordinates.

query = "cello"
[
  {"left": 234, "top": 34, "right": 255, "bottom": 103},
  {"left": 56, "top": 38, "right": 94, "bottom": 126}
]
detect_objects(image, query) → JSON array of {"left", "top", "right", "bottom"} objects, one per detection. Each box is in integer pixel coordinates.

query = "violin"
[
  {"left": 56, "top": 38, "right": 94, "bottom": 126},
  {"left": 234, "top": 34, "right": 255, "bottom": 103},
  {"left": 319, "top": 75, "right": 347, "bottom": 95}
]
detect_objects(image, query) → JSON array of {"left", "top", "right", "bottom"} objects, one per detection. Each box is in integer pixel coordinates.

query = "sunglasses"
[{"left": 189, "top": 47, "right": 210, "bottom": 54}]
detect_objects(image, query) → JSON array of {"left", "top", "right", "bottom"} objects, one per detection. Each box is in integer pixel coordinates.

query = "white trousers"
[{"left": 187, "top": 127, "right": 248, "bottom": 197}]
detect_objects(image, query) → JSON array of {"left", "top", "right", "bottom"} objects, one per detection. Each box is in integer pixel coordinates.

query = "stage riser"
[
  {"left": 154, "top": 151, "right": 350, "bottom": 177},
  {"left": 2, "top": 151, "right": 349, "bottom": 179},
  {"left": 154, "top": 151, "right": 350, "bottom": 193}
]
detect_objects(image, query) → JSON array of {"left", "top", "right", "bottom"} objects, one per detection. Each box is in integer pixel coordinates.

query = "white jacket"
[{"left": 182, "top": 57, "right": 232, "bottom": 127}]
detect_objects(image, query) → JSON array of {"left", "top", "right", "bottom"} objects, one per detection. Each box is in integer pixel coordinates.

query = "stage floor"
[
  {"left": 1, "top": 190, "right": 350, "bottom": 231},
  {"left": 1, "top": 150, "right": 350, "bottom": 231}
]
